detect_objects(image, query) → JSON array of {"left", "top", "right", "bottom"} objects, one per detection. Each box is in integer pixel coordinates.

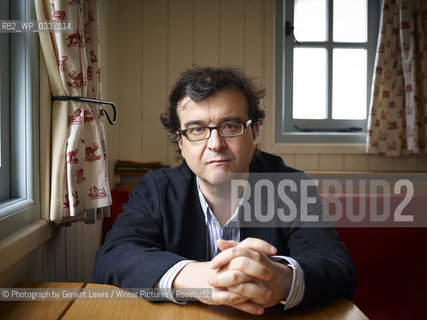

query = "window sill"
[
  {"left": 0, "top": 219, "right": 52, "bottom": 272},
  {"left": 266, "top": 142, "right": 366, "bottom": 154}
]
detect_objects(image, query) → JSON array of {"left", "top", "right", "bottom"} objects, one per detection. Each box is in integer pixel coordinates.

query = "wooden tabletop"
[
  {"left": 0, "top": 282, "right": 85, "bottom": 320},
  {"left": 63, "top": 283, "right": 368, "bottom": 320},
  {"left": 0, "top": 282, "right": 368, "bottom": 320}
]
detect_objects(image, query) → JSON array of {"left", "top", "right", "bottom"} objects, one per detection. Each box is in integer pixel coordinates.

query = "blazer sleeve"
[
  {"left": 285, "top": 191, "right": 357, "bottom": 305},
  {"left": 93, "top": 172, "right": 188, "bottom": 288}
]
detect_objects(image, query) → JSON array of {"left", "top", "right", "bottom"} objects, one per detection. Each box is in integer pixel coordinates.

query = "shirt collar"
[{"left": 196, "top": 177, "right": 247, "bottom": 228}]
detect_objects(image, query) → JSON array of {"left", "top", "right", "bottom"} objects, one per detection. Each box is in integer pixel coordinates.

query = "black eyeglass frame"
[{"left": 179, "top": 119, "right": 253, "bottom": 142}]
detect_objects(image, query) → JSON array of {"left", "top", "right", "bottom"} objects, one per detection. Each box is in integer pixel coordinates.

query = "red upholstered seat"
[
  {"left": 103, "top": 188, "right": 130, "bottom": 238},
  {"left": 337, "top": 227, "right": 426, "bottom": 320},
  {"left": 325, "top": 193, "right": 427, "bottom": 320}
]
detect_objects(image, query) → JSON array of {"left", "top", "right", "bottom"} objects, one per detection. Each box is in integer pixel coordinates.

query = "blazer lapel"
[{"left": 182, "top": 179, "right": 208, "bottom": 261}]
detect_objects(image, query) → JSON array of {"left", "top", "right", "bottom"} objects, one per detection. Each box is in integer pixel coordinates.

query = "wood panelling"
[
  {"left": 219, "top": 0, "right": 246, "bottom": 66},
  {"left": 0, "top": 221, "right": 102, "bottom": 287},
  {"left": 82, "top": 222, "right": 103, "bottom": 282},
  {"left": 418, "top": 157, "right": 427, "bottom": 171},
  {"left": 168, "top": 0, "right": 194, "bottom": 86},
  {"left": 41, "top": 233, "right": 56, "bottom": 282},
  {"left": 118, "top": 0, "right": 144, "bottom": 162},
  {"left": 53, "top": 226, "right": 66, "bottom": 281},
  {"left": 100, "top": 0, "right": 120, "bottom": 185},
  {"left": 65, "top": 223, "right": 76, "bottom": 282},
  {"left": 25, "top": 246, "right": 43, "bottom": 282},
  {"left": 6, "top": 258, "right": 26, "bottom": 288},
  {"left": 392, "top": 156, "right": 420, "bottom": 172},
  {"left": 344, "top": 154, "right": 370, "bottom": 171},
  {"left": 142, "top": 0, "right": 169, "bottom": 164},
  {"left": 167, "top": 0, "right": 194, "bottom": 165},
  {"left": 319, "top": 155, "right": 345, "bottom": 171},
  {"left": 194, "top": 0, "right": 220, "bottom": 65},
  {"left": 282, "top": 153, "right": 295, "bottom": 168},
  {"left": 295, "top": 154, "right": 320, "bottom": 171},
  {"left": 368, "top": 156, "right": 394, "bottom": 172},
  {"left": 245, "top": 0, "right": 265, "bottom": 78}
]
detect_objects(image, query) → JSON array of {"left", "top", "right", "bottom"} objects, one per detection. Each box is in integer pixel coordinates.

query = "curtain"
[
  {"left": 35, "top": 0, "right": 111, "bottom": 224},
  {"left": 366, "top": 0, "right": 427, "bottom": 156}
]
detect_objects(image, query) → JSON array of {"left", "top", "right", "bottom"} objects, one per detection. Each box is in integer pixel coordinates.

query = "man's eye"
[
  {"left": 223, "top": 123, "right": 240, "bottom": 131},
  {"left": 188, "top": 127, "right": 206, "bottom": 135}
]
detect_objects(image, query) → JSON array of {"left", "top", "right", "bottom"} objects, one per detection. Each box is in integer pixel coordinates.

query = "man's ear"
[
  {"left": 251, "top": 122, "right": 259, "bottom": 140},
  {"left": 177, "top": 132, "right": 184, "bottom": 152}
]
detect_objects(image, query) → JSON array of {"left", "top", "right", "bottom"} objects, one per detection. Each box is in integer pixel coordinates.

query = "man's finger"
[
  {"left": 216, "top": 238, "right": 277, "bottom": 257},
  {"left": 230, "top": 301, "right": 265, "bottom": 315},
  {"left": 227, "top": 282, "right": 272, "bottom": 305},
  {"left": 208, "top": 269, "right": 252, "bottom": 287},
  {"left": 210, "top": 288, "right": 248, "bottom": 306},
  {"left": 211, "top": 252, "right": 272, "bottom": 282},
  {"left": 210, "top": 290, "right": 265, "bottom": 316},
  {"left": 216, "top": 239, "right": 239, "bottom": 252},
  {"left": 210, "top": 246, "right": 267, "bottom": 270},
  {"left": 238, "top": 237, "right": 277, "bottom": 255},
  {"left": 228, "top": 256, "right": 272, "bottom": 281}
]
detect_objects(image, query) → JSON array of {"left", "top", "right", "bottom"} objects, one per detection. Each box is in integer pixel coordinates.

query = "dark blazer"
[{"left": 93, "top": 152, "right": 356, "bottom": 306}]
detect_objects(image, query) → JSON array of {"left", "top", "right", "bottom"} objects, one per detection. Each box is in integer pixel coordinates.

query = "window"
[
  {"left": 0, "top": 0, "right": 40, "bottom": 240},
  {"left": 0, "top": 0, "right": 11, "bottom": 202},
  {"left": 276, "top": 0, "right": 381, "bottom": 143}
]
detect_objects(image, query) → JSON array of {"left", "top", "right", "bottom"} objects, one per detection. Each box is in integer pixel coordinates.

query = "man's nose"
[{"left": 207, "top": 128, "right": 225, "bottom": 151}]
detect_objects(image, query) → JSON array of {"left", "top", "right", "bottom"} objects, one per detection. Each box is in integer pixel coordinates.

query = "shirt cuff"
[
  {"left": 157, "top": 259, "right": 196, "bottom": 304},
  {"left": 270, "top": 255, "right": 305, "bottom": 310}
]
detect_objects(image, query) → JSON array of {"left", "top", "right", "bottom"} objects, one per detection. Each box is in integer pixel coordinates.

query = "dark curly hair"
[{"left": 160, "top": 66, "right": 266, "bottom": 158}]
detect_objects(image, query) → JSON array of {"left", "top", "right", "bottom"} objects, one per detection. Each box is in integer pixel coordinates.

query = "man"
[{"left": 93, "top": 66, "right": 356, "bottom": 315}]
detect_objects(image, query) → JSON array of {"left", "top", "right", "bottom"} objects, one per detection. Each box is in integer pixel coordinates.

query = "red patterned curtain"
[
  {"left": 366, "top": 0, "right": 427, "bottom": 156},
  {"left": 35, "top": 0, "right": 111, "bottom": 223}
]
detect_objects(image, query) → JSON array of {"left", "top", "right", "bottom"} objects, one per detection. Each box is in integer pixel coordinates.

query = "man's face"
[{"left": 177, "top": 88, "right": 257, "bottom": 187}]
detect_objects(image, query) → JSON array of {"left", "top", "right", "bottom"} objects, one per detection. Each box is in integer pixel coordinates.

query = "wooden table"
[
  {"left": 0, "top": 282, "right": 368, "bottom": 320},
  {"left": 0, "top": 282, "right": 84, "bottom": 320}
]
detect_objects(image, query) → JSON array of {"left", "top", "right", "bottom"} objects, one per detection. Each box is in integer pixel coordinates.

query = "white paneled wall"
[
  {"left": 101, "top": 0, "right": 426, "bottom": 173},
  {"left": 0, "top": 221, "right": 103, "bottom": 286}
]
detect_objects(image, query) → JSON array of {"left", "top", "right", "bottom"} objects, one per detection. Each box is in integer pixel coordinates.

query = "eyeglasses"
[{"left": 180, "top": 119, "right": 253, "bottom": 142}]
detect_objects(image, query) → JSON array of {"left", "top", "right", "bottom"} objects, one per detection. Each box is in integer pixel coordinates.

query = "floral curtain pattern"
[
  {"left": 35, "top": 0, "right": 111, "bottom": 223},
  {"left": 366, "top": 0, "right": 427, "bottom": 156}
]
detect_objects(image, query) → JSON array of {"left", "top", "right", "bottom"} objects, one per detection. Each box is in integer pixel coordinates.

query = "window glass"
[
  {"left": 294, "top": 0, "right": 327, "bottom": 41},
  {"left": 293, "top": 48, "right": 327, "bottom": 119},
  {"left": 332, "top": 49, "right": 367, "bottom": 120},
  {"left": 333, "top": 0, "right": 367, "bottom": 42}
]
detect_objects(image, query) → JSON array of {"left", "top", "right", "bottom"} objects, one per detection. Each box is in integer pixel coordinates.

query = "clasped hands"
[{"left": 173, "top": 237, "right": 293, "bottom": 315}]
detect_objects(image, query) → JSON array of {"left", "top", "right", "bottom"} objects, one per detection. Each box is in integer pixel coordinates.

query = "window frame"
[
  {"left": 0, "top": 0, "right": 11, "bottom": 202},
  {"left": 0, "top": 0, "right": 40, "bottom": 240},
  {"left": 275, "top": 0, "right": 381, "bottom": 144}
]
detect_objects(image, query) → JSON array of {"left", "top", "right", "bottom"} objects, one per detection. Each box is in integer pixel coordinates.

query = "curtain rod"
[{"left": 51, "top": 96, "right": 117, "bottom": 125}]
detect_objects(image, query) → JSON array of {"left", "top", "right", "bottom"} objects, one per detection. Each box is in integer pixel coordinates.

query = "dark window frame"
[
  {"left": 0, "top": 0, "right": 40, "bottom": 240},
  {"left": 275, "top": 0, "right": 381, "bottom": 144},
  {"left": 0, "top": 0, "right": 11, "bottom": 201}
]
